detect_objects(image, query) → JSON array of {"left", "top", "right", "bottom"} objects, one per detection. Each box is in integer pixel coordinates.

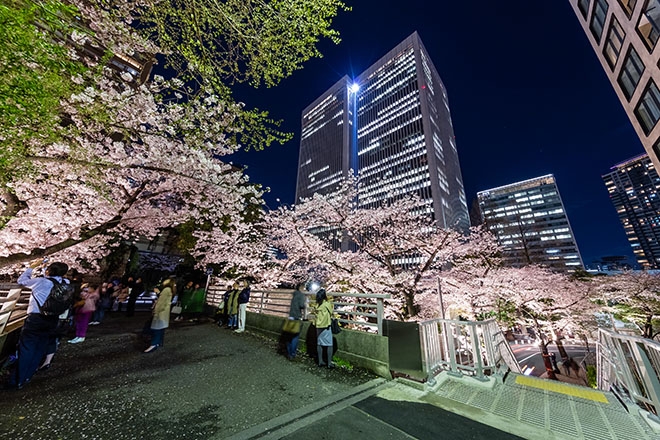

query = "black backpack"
[{"left": 33, "top": 278, "right": 75, "bottom": 316}]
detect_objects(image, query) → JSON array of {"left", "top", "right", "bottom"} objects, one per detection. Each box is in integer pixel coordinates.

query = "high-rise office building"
[
  {"left": 295, "top": 32, "right": 469, "bottom": 231},
  {"left": 477, "top": 175, "right": 584, "bottom": 272},
  {"left": 603, "top": 153, "right": 660, "bottom": 268},
  {"left": 567, "top": 1, "right": 660, "bottom": 171}
]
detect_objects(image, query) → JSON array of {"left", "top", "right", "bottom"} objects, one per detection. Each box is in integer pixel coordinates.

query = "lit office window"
[
  {"left": 637, "top": 0, "right": 660, "bottom": 52},
  {"left": 619, "top": 0, "right": 638, "bottom": 19},
  {"left": 604, "top": 16, "right": 626, "bottom": 68},
  {"left": 590, "top": 0, "right": 609, "bottom": 42},
  {"left": 578, "top": 0, "right": 591, "bottom": 18},
  {"left": 635, "top": 80, "right": 660, "bottom": 134},
  {"left": 618, "top": 47, "right": 645, "bottom": 100}
]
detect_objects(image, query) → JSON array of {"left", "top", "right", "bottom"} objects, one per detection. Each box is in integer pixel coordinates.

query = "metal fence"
[
  {"left": 597, "top": 328, "right": 660, "bottom": 416},
  {"left": 206, "top": 286, "right": 389, "bottom": 335},
  {"left": 418, "top": 318, "right": 521, "bottom": 383}
]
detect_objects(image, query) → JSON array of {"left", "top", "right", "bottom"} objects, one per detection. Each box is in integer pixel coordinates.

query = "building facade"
[
  {"left": 295, "top": 32, "right": 469, "bottom": 231},
  {"left": 568, "top": 0, "right": 660, "bottom": 171},
  {"left": 478, "top": 175, "right": 584, "bottom": 272},
  {"left": 603, "top": 153, "right": 660, "bottom": 268}
]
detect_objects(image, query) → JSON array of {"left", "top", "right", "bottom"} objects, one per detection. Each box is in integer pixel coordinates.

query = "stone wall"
[{"left": 246, "top": 311, "right": 391, "bottom": 379}]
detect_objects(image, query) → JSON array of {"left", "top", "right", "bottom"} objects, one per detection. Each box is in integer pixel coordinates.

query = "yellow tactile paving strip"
[{"left": 516, "top": 375, "right": 609, "bottom": 403}]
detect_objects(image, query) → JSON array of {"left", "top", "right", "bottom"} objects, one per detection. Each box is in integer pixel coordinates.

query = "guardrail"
[
  {"left": 206, "top": 286, "right": 390, "bottom": 335},
  {"left": 0, "top": 284, "right": 30, "bottom": 336},
  {"left": 418, "top": 318, "right": 521, "bottom": 383},
  {"left": 597, "top": 328, "right": 660, "bottom": 417}
]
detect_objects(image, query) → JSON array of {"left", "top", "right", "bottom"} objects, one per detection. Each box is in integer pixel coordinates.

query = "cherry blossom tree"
[
  {"left": 437, "top": 264, "right": 598, "bottom": 379},
  {"left": 1, "top": 1, "right": 348, "bottom": 273},
  {"left": 202, "top": 177, "right": 501, "bottom": 320},
  {"left": 596, "top": 270, "right": 660, "bottom": 339}
]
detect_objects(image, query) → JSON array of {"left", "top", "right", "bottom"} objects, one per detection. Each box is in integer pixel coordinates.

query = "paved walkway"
[{"left": 1, "top": 314, "right": 657, "bottom": 439}]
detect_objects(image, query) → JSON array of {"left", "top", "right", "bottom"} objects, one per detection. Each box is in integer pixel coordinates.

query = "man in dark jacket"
[
  {"left": 284, "top": 283, "right": 306, "bottom": 360},
  {"left": 235, "top": 280, "right": 251, "bottom": 333}
]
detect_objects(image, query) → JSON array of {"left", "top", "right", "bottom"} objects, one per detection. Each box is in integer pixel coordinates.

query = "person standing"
[
  {"left": 126, "top": 277, "right": 144, "bottom": 317},
  {"left": 235, "top": 280, "right": 251, "bottom": 333},
  {"left": 285, "top": 284, "right": 306, "bottom": 360},
  {"left": 144, "top": 278, "right": 174, "bottom": 353},
  {"left": 176, "top": 281, "right": 194, "bottom": 321},
  {"left": 314, "top": 289, "right": 334, "bottom": 368},
  {"left": 187, "top": 283, "right": 206, "bottom": 323},
  {"left": 226, "top": 282, "right": 240, "bottom": 330},
  {"left": 69, "top": 284, "right": 99, "bottom": 344},
  {"left": 6, "top": 260, "right": 70, "bottom": 389}
]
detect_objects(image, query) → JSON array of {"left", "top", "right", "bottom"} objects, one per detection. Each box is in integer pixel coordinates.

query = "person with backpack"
[{"left": 5, "top": 259, "right": 72, "bottom": 390}]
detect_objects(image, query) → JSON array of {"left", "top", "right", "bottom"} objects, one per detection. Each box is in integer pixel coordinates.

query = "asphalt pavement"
[{"left": 0, "top": 312, "right": 528, "bottom": 440}]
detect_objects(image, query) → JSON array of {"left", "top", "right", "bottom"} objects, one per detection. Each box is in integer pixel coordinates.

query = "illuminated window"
[
  {"left": 635, "top": 80, "right": 660, "bottom": 134},
  {"left": 590, "top": 0, "right": 609, "bottom": 43},
  {"left": 618, "top": 47, "right": 645, "bottom": 100},
  {"left": 637, "top": 0, "right": 660, "bottom": 52},
  {"left": 619, "top": 0, "right": 639, "bottom": 18},
  {"left": 604, "top": 15, "right": 625, "bottom": 69}
]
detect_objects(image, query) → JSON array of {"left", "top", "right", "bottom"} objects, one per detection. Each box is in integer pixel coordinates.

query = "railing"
[
  {"left": 597, "top": 329, "right": 660, "bottom": 416},
  {"left": 206, "top": 286, "right": 390, "bottom": 335},
  {"left": 418, "top": 318, "right": 521, "bottom": 383},
  {"left": 0, "top": 284, "right": 30, "bottom": 336}
]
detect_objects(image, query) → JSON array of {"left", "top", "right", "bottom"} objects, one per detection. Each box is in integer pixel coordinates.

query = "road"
[{"left": 510, "top": 342, "right": 592, "bottom": 377}]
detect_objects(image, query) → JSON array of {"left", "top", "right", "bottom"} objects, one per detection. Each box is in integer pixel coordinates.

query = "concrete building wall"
[{"left": 568, "top": 0, "right": 660, "bottom": 172}]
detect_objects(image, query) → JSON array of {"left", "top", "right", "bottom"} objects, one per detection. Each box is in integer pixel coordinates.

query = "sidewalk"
[{"left": 1, "top": 314, "right": 656, "bottom": 439}]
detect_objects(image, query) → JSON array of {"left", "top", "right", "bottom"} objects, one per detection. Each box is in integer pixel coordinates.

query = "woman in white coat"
[{"left": 144, "top": 278, "right": 174, "bottom": 353}]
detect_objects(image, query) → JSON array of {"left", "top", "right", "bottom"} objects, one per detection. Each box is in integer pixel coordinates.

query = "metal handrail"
[
  {"left": 206, "top": 286, "right": 390, "bottom": 335},
  {"left": 418, "top": 318, "right": 521, "bottom": 383},
  {"left": 0, "top": 284, "right": 31, "bottom": 336},
  {"left": 597, "top": 329, "right": 660, "bottom": 416}
]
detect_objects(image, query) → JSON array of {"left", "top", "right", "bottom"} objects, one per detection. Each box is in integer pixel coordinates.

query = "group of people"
[
  {"left": 4, "top": 259, "right": 338, "bottom": 390},
  {"left": 2, "top": 258, "right": 184, "bottom": 389},
  {"left": 282, "top": 283, "right": 337, "bottom": 369},
  {"left": 216, "top": 280, "right": 251, "bottom": 333},
  {"left": 173, "top": 281, "right": 207, "bottom": 323}
]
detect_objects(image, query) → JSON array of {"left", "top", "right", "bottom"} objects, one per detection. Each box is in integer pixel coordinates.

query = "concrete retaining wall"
[{"left": 246, "top": 312, "right": 391, "bottom": 379}]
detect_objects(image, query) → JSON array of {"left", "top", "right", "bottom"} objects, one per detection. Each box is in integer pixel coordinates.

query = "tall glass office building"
[
  {"left": 477, "top": 175, "right": 584, "bottom": 272},
  {"left": 295, "top": 32, "right": 470, "bottom": 231},
  {"left": 603, "top": 153, "right": 660, "bottom": 268}
]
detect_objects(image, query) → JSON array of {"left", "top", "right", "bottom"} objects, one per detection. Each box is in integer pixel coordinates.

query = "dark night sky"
[{"left": 230, "top": 1, "right": 644, "bottom": 267}]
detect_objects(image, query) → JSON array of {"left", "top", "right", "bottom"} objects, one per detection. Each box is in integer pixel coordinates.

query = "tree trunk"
[
  {"left": 0, "top": 182, "right": 146, "bottom": 269},
  {"left": 404, "top": 290, "right": 415, "bottom": 320},
  {"left": 644, "top": 315, "right": 653, "bottom": 339},
  {"left": 554, "top": 338, "right": 569, "bottom": 360},
  {"left": 540, "top": 339, "right": 557, "bottom": 380}
]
